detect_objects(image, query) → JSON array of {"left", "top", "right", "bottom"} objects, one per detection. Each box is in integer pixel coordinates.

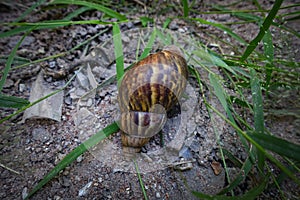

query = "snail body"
[{"left": 118, "top": 45, "right": 188, "bottom": 153}]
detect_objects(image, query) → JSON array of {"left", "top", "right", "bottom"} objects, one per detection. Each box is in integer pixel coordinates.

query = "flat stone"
[
  {"left": 179, "top": 146, "right": 193, "bottom": 159},
  {"left": 22, "top": 71, "right": 64, "bottom": 122},
  {"left": 74, "top": 107, "right": 95, "bottom": 127},
  {"left": 76, "top": 71, "right": 89, "bottom": 89}
]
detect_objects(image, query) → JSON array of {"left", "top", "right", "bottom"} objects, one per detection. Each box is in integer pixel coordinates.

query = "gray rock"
[
  {"left": 22, "top": 187, "right": 28, "bottom": 200},
  {"left": 22, "top": 71, "right": 64, "bottom": 122},
  {"left": 49, "top": 61, "right": 56, "bottom": 69},
  {"left": 156, "top": 192, "right": 161, "bottom": 198},
  {"left": 179, "top": 146, "right": 193, "bottom": 159},
  {"left": 74, "top": 87, "right": 87, "bottom": 98},
  {"left": 126, "top": 22, "right": 134, "bottom": 29},
  {"left": 60, "top": 176, "right": 71, "bottom": 187},
  {"left": 53, "top": 195, "right": 62, "bottom": 200},
  {"left": 86, "top": 98, "right": 93, "bottom": 107},
  {"left": 64, "top": 96, "right": 72, "bottom": 105},
  {"left": 189, "top": 140, "right": 201, "bottom": 153},
  {"left": 76, "top": 71, "right": 89, "bottom": 89},
  {"left": 78, "top": 26, "right": 87, "bottom": 36},
  {"left": 32, "top": 127, "right": 50, "bottom": 142},
  {"left": 19, "top": 83, "right": 26, "bottom": 92},
  {"left": 78, "top": 181, "right": 93, "bottom": 197},
  {"left": 76, "top": 155, "right": 83, "bottom": 163}
]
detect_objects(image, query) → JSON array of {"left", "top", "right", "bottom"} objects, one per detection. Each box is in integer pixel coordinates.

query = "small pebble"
[
  {"left": 156, "top": 192, "right": 161, "bottom": 198},
  {"left": 54, "top": 195, "right": 62, "bottom": 200},
  {"left": 76, "top": 72, "right": 89, "bottom": 89},
  {"left": 179, "top": 146, "right": 193, "bottom": 159},
  {"left": 105, "top": 174, "right": 109, "bottom": 179},
  {"left": 49, "top": 61, "right": 56, "bottom": 68},
  {"left": 126, "top": 22, "right": 133, "bottom": 29},
  {"left": 38, "top": 47, "right": 45, "bottom": 54},
  {"left": 86, "top": 98, "right": 93, "bottom": 107},
  {"left": 99, "top": 90, "right": 106, "bottom": 98},
  {"left": 61, "top": 176, "right": 71, "bottom": 187},
  {"left": 22, "top": 187, "right": 28, "bottom": 200},
  {"left": 178, "top": 27, "right": 186, "bottom": 33},
  {"left": 78, "top": 181, "right": 93, "bottom": 197},
  {"left": 76, "top": 155, "right": 83, "bottom": 163},
  {"left": 19, "top": 83, "right": 26, "bottom": 92},
  {"left": 98, "top": 177, "right": 103, "bottom": 183}
]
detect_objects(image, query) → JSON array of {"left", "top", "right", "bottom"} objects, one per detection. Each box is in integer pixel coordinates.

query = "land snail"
[{"left": 118, "top": 45, "right": 188, "bottom": 154}]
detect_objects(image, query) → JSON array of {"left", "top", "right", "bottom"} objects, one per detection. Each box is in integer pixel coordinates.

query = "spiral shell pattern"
[{"left": 118, "top": 45, "right": 188, "bottom": 153}]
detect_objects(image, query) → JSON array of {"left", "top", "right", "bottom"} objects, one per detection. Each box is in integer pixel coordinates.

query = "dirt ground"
[{"left": 0, "top": 1, "right": 299, "bottom": 199}]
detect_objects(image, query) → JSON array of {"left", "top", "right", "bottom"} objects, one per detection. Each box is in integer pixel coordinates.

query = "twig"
[{"left": 0, "top": 163, "right": 21, "bottom": 175}]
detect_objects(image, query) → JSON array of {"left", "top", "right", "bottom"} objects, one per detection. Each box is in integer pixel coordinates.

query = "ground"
[{"left": 0, "top": 1, "right": 299, "bottom": 200}]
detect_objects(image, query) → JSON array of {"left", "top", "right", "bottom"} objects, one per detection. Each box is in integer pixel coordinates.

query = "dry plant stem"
[{"left": 0, "top": 163, "right": 20, "bottom": 175}]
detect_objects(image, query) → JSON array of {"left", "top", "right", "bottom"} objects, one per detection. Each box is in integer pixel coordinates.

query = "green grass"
[{"left": 0, "top": 0, "right": 299, "bottom": 199}]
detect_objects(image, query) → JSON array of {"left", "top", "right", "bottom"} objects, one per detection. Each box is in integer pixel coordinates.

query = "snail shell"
[{"left": 118, "top": 45, "right": 188, "bottom": 154}]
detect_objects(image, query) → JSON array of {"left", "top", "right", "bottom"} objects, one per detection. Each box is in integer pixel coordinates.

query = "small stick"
[{"left": 0, "top": 163, "right": 21, "bottom": 175}]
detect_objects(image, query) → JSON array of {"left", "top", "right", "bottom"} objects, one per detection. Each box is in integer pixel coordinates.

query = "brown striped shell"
[{"left": 118, "top": 45, "right": 188, "bottom": 154}]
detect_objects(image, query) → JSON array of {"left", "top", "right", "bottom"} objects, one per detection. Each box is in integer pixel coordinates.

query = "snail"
[{"left": 118, "top": 45, "right": 188, "bottom": 154}]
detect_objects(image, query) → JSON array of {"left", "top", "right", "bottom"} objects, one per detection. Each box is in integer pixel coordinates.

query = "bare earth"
[{"left": 0, "top": 1, "right": 299, "bottom": 199}]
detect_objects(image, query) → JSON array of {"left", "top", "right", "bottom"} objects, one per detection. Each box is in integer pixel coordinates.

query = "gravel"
[{"left": 0, "top": 0, "right": 299, "bottom": 199}]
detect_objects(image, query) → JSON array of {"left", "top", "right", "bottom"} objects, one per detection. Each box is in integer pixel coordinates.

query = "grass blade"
[
  {"left": 50, "top": 0, "right": 127, "bottom": 21},
  {"left": 182, "top": 0, "right": 189, "bottom": 17},
  {"left": 206, "top": 102, "right": 300, "bottom": 185},
  {"left": 212, "top": 5, "right": 262, "bottom": 22},
  {"left": 0, "top": 7, "right": 94, "bottom": 39},
  {"left": 163, "top": 18, "right": 172, "bottom": 29},
  {"left": 193, "top": 49, "right": 236, "bottom": 75},
  {"left": 263, "top": 31, "right": 274, "bottom": 62},
  {"left": 4, "top": 19, "right": 111, "bottom": 27},
  {"left": 63, "top": 6, "right": 93, "bottom": 20},
  {"left": 209, "top": 74, "right": 235, "bottom": 123},
  {"left": 221, "top": 148, "right": 243, "bottom": 168},
  {"left": 134, "top": 160, "right": 148, "bottom": 200},
  {"left": 241, "top": 0, "right": 284, "bottom": 61},
  {"left": 0, "top": 20, "right": 111, "bottom": 39},
  {"left": 229, "top": 96, "right": 253, "bottom": 109},
  {"left": 0, "top": 28, "right": 33, "bottom": 92},
  {"left": 157, "top": 29, "right": 172, "bottom": 46},
  {"left": 139, "top": 28, "right": 157, "bottom": 60},
  {"left": 112, "top": 23, "right": 124, "bottom": 82},
  {"left": 272, "top": 21, "right": 300, "bottom": 38},
  {"left": 140, "top": 17, "right": 154, "bottom": 27},
  {"left": 218, "top": 157, "right": 254, "bottom": 195},
  {"left": 250, "top": 69, "right": 264, "bottom": 134},
  {"left": 0, "top": 94, "right": 30, "bottom": 109},
  {"left": 190, "top": 18, "right": 246, "bottom": 44},
  {"left": 0, "top": 55, "right": 30, "bottom": 66},
  {"left": 25, "top": 122, "right": 119, "bottom": 199},
  {"left": 193, "top": 173, "right": 268, "bottom": 199},
  {"left": 249, "top": 132, "right": 300, "bottom": 161},
  {"left": 262, "top": 29, "right": 274, "bottom": 89},
  {"left": 14, "top": 0, "right": 46, "bottom": 23},
  {"left": 250, "top": 68, "right": 265, "bottom": 170}
]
